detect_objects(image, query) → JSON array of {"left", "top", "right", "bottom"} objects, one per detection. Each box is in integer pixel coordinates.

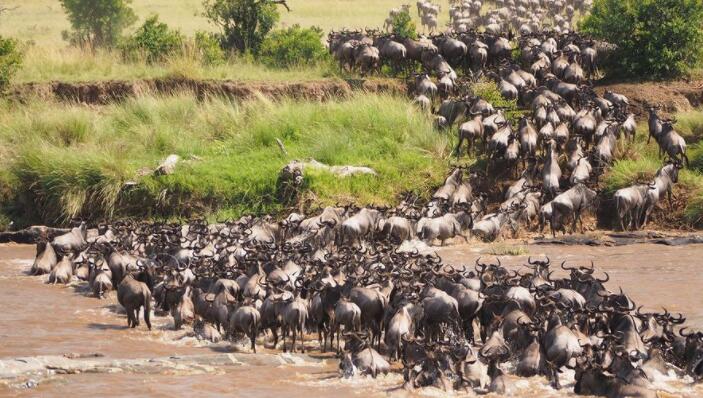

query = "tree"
[
  {"left": 202, "top": 0, "right": 290, "bottom": 54},
  {"left": 120, "top": 16, "right": 184, "bottom": 63},
  {"left": 391, "top": 9, "right": 417, "bottom": 40},
  {"left": 0, "top": 36, "right": 22, "bottom": 92},
  {"left": 60, "top": 0, "right": 137, "bottom": 48},
  {"left": 580, "top": 0, "right": 703, "bottom": 78},
  {"left": 259, "top": 25, "right": 328, "bottom": 68}
]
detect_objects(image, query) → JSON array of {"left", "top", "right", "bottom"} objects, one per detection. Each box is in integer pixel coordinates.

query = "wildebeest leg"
[
  {"left": 552, "top": 365, "right": 562, "bottom": 390},
  {"left": 619, "top": 211, "right": 626, "bottom": 231},
  {"left": 291, "top": 326, "right": 297, "bottom": 353},
  {"left": 318, "top": 323, "right": 324, "bottom": 352},
  {"left": 642, "top": 206, "right": 651, "bottom": 228},
  {"left": 131, "top": 308, "right": 139, "bottom": 328},
  {"left": 272, "top": 327, "right": 279, "bottom": 350},
  {"left": 550, "top": 211, "right": 558, "bottom": 238},
  {"left": 133, "top": 306, "right": 141, "bottom": 327},
  {"left": 126, "top": 308, "right": 134, "bottom": 328},
  {"left": 300, "top": 325, "right": 306, "bottom": 353},
  {"left": 250, "top": 322, "right": 257, "bottom": 353},
  {"left": 282, "top": 326, "right": 288, "bottom": 352},
  {"left": 455, "top": 136, "right": 464, "bottom": 157},
  {"left": 335, "top": 323, "right": 341, "bottom": 353},
  {"left": 667, "top": 188, "right": 673, "bottom": 210},
  {"left": 464, "top": 319, "right": 474, "bottom": 342},
  {"left": 575, "top": 210, "right": 584, "bottom": 233}
]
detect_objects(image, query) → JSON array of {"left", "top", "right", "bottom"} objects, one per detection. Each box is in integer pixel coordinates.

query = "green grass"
[
  {"left": 0, "top": 93, "right": 451, "bottom": 226},
  {"left": 672, "top": 110, "right": 703, "bottom": 143},
  {"left": 13, "top": 45, "right": 336, "bottom": 83},
  {"left": 604, "top": 114, "right": 703, "bottom": 226},
  {"left": 487, "top": 243, "right": 528, "bottom": 256}
]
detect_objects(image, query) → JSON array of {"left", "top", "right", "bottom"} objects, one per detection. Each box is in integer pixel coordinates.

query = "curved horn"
[
  {"left": 561, "top": 261, "right": 577, "bottom": 272},
  {"left": 596, "top": 271, "right": 609, "bottom": 283}
]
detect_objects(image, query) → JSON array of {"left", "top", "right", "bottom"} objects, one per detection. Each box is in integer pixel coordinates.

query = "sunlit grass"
[
  {"left": 13, "top": 45, "right": 336, "bottom": 83},
  {"left": 0, "top": 93, "right": 451, "bottom": 226}
]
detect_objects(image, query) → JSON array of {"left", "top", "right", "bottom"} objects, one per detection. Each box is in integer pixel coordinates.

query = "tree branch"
[{"left": 256, "top": 0, "right": 290, "bottom": 12}]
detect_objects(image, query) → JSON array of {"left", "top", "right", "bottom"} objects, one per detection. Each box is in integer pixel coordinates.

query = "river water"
[{"left": 1, "top": 242, "right": 702, "bottom": 397}]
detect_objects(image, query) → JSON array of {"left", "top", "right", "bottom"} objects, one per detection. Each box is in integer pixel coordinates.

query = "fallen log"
[{"left": 0, "top": 226, "right": 71, "bottom": 244}]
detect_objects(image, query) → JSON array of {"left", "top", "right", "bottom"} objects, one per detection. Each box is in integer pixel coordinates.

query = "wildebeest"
[
  {"left": 550, "top": 184, "right": 598, "bottom": 236},
  {"left": 117, "top": 262, "right": 153, "bottom": 330}
]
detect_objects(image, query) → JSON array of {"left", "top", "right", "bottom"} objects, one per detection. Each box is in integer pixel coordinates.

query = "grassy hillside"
[
  {"left": 0, "top": 90, "right": 701, "bottom": 230},
  {"left": 0, "top": 94, "right": 451, "bottom": 228}
]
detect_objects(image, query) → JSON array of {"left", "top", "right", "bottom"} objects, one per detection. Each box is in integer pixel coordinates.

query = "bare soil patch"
[{"left": 594, "top": 79, "right": 703, "bottom": 115}]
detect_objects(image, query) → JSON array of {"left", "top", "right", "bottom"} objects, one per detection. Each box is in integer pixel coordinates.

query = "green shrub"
[
  {"left": 203, "top": 0, "right": 289, "bottom": 54},
  {"left": 391, "top": 10, "right": 417, "bottom": 40},
  {"left": 120, "top": 16, "right": 184, "bottom": 63},
  {"left": 60, "top": 0, "right": 137, "bottom": 48},
  {"left": 259, "top": 25, "right": 328, "bottom": 68},
  {"left": 0, "top": 36, "right": 22, "bottom": 92},
  {"left": 580, "top": 0, "right": 703, "bottom": 78},
  {"left": 193, "top": 31, "right": 226, "bottom": 65}
]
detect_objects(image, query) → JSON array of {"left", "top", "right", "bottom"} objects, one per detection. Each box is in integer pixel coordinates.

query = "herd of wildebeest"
[
  {"left": 14, "top": 0, "right": 703, "bottom": 396},
  {"left": 27, "top": 212, "right": 703, "bottom": 396}
]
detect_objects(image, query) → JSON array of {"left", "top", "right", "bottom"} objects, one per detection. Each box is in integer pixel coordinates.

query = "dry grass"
[
  {"left": 13, "top": 45, "right": 335, "bottom": 83},
  {"left": 0, "top": 0, "right": 453, "bottom": 46}
]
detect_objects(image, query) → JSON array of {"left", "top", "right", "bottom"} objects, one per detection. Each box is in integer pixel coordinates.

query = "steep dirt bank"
[
  {"left": 10, "top": 78, "right": 407, "bottom": 104},
  {"left": 594, "top": 79, "right": 703, "bottom": 115},
  {"left": 10, "top": 76, "right": 703, "bottom": 113}
]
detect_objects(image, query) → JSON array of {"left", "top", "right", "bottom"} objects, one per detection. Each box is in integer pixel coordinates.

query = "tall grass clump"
[
  {"left": 672, "top": 110, "right": 703, "bottom": 142},
  {"left": 0, "top": 93, "right": 449, "bottom": 225}
]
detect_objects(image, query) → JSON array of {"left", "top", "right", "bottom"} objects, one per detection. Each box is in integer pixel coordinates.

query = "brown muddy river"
[{"left": 1, "top": 242, "right": 702, "bottom": 397}]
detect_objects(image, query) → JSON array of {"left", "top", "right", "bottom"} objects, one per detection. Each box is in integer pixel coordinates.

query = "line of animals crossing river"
[{"left": 22, "top": 214, "right": 703, "bottom": 396}]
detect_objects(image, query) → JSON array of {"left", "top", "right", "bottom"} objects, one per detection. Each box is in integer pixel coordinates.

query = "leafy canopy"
[
  {"left": 59, "top": 0, "right": 137, "bottom": 48},
  {"left": 391, "top": 10, "right": 417, "bottom": 40},
  {"left": 259, "top": 25, "right": 328, "bottom": 68},
  {"left": 120, "top": 15, "right": 184, "bottom": 63},
  {"left": 0, "top": 36, "right": 22, "bottom": 92},
  {"left": 580, "top": 0, "right": 703, "bottom": 78},
  {"left": 203, "top": 0, "right": 290, "bottom": 54}
]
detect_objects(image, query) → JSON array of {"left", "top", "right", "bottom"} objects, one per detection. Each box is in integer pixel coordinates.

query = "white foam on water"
[
  {"left": 277, "top": 352, "right": 326, "bottom": 367},
  {"left": 10, "top": 258, "right": 33, "bottom": 267},
  {"left": 300, "top": 371, "right": 403, "bottom": 389}
]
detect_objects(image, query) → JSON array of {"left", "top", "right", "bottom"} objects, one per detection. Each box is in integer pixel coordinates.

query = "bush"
[
  {"left": 60, "top": 0, "right": 137, "bottom": 48},
  {"left": 0, "top": 36, "right": 22, "bottom": 92},
  {"left": 203, "top": 0, "right": 290, "bottom": 54},
  {"left": 193, "top": 31, "right": 227, "bottom": 65},
  {"left": 259, "top": 25, "right": 328, "bottom": 68},
  {"left": 580, "top": 0, "right": 703, "bottom": 78},
  {"left": 391, "top": 10, "right": 417, "bottom": 40},
  {"left": 120, "top": 16, "right": 184, "bottom": 63}
]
